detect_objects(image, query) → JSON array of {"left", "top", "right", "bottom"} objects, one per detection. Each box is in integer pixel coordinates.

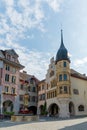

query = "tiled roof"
[
  {"left": 4, "top": 49, "right": 19, "bottom": 57},
  {"left": 71, "top": 69, "right": 87, "bottom": 80}
]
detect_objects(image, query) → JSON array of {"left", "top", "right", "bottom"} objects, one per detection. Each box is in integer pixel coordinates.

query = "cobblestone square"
[{"left": 0, "top": 117, "right": 87, "bottom": 130}]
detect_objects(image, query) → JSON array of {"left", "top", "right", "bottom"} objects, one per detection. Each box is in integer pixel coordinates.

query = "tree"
[{"left": 42, "top": 101, "right": 48, "bottom": 115}]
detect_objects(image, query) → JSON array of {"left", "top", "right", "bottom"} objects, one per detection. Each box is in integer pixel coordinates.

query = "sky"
[{"left": 0, "top": 0, "right": 87, "bottom": 80}]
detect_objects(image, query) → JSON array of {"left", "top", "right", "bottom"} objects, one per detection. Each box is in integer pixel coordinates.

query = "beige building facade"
[
  {"left": 38, "top": 79, "right": 46, "bottom": 114},
  {"left": 38, "top": 30, "right": 87, "bottom": 118}
]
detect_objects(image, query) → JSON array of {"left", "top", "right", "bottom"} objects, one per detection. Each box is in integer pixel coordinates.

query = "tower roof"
[{"left": 56, "top": 30, "right": 70, "bottom": 63}]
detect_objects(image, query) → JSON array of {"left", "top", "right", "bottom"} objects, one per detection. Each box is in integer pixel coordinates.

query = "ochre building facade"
[{"left": 38, "top": 30, "right": 87, "bottom": 118}]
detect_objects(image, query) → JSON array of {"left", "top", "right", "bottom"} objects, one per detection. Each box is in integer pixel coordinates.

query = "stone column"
[{"left": 59, "top": 99, "right": 70, "bottom": 118}]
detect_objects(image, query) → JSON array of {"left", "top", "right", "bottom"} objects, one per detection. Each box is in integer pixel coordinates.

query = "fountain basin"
[{"left": 11, "top": 114, "right": 39, "bottom": 122}]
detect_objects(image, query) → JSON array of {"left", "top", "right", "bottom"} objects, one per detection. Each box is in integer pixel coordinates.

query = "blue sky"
[{"left": 0, "top": 0, "right": 87, "bottom": 80}]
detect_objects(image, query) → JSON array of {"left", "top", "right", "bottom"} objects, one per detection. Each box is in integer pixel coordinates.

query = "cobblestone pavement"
[{"left": 0, "top": 117, "right": 87, "bottom": 130}]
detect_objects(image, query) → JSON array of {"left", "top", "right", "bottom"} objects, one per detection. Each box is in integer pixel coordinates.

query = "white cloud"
[
  {"left": 18, "top": 49, "right": 51, "bottom": 79},
  {"left": 0, "top": 0, "right": 64, "bottom": 79},
  {"left": 0, "top": 0, "right": 64, "bottom": 41},
  {"left": 45, "top": 0, "right": 64, "bottom": 12},
  {"left": 0, "top": 41, "right": 51, "bottom": 79},
  {"left": 74, "top": 57, "right": 87, "bottom": 67},
  {"left": 3, "top": 0, "right": 14, "bottom": 7}
]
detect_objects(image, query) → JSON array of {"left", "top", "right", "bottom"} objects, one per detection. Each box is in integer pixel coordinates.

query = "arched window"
[
  {"left": 59, "top": 74, "right": 62, "bottom": 81},
  {"left": 64, "top": 74, "right": 67, "bottom": 81},
  {"left": 78, "top": 105, "right": 84, "bottom": 111}
]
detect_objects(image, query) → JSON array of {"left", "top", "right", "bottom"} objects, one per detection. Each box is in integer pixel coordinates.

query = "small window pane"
[
  {"left": 78, "top": 105, "right": 84, "bottom": 111},
  {"left": 73, "top": 89, "right": 79, "bottom": 95}
]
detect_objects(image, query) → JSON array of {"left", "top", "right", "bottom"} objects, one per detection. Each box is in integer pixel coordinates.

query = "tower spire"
[
  {"left": 61, "top": 29, "right": 63, "bottom": 46},
  {"left": 56, "top": 29, "right": 70, "bottom": 63}
]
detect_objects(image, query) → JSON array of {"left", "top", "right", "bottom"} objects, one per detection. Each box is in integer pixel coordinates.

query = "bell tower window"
[{"left": 64, "top": 61, "right": 67, "bottom": 67}]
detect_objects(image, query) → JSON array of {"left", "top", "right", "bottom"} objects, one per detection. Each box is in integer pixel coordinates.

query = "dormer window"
[
  {"left": 7, "top": 55, "right": 11, "bottom": 60},
  {"left": 12, "top": 57, "right": 15, "bottom": 62}
]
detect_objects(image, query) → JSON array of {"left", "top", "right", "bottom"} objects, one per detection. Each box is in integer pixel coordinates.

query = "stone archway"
[
  {"left": 69, "top": 102, "right": 75, "bottom": 116},
  {"left": 3, "top": 100, "right": 13, "bottom": 112},
  {"left": 28, "top": 106, "right": 37, "bottom": 115},
  {"left": 48, "top": 103, "right": 59, "bottom": 117}
]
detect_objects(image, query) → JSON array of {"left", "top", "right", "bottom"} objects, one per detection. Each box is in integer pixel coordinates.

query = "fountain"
[{"left": 11, "top": 81, "right": 39, "bottom": 122}]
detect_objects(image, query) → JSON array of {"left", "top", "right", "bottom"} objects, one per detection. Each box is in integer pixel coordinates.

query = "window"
[
  {"left": 12, "top": 57, "right": 15, "bottom": 62},
  {"left": 55, "top": 90, "right": 56, "bottom": 97},
  {"left": 59, "top": 74, "right": 62, "bottom": 81},
  {"left": 6, "top": 65, "right": 10, "bottom": 71},
  {"left": 53, "top": 92, "right": 54, "bottom": 97},
  {"left": 30, "top": 79, "right": 34, "bottom": 84},
  {"left": 7, "top": 55, "right": 10, "bottom": 60},
  {"left": 78, "top": 105, "right": 84, "bottom": 111},
  {"left": 12, "top": 76, "right": 16, "bottom": 83},
  {"left": 47, "top": 93, "right": 49, "bottom": 99},
  {"left": 73, "top": 89, "right": 79, "bottom": 95},
  {"left": 64, "top": 86, "right": 68, "bottom": 94},
  {"left": 47, "top": 84, "right": 48, "bottom": 89},
  {"left": 38, "top": 86, "right": 41, "bottom": 91},
  {"left": 64, "top": 74, "right": 67, "bottom": 81},
  {"left": 12, "top": 88, "right": 15, "bottom": 94},
  {"left": 5, "top": 74, "right": 9, "bottom": 82},
  {"left": 32, "top": 96, "right": 35, "bottom": 102},
  {"left": 19, "top": 95, "right": 24, "bottom": 101},
  {"left": 32, "top": 87, "right": 36, "bottom": 92},
  {"left": 42, "top": 85, "right": 44, "bottom": 90},
  {"left": 28, "top": 96, "right": 30, "bottom": 102},
  {"left": 20, "top": 84, "right": 24, "bottom": 90},
  {"left": 28, "top": 86, "right": 30, "bottom": 91},
  {"left": 5, "top": 86, "right": 9, "bottom": 92},
  {"left": 42, "top": 94, "right": 45, "bottom": 100},
  {"left": 64, "top": 61, "right": 67, "bottom": 67}
]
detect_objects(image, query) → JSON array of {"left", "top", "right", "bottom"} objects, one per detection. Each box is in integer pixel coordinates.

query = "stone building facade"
[
  {"left": 19, "top": 71, "right": 39, "bottom": 115},
  {"left": 38, "top": 30, "right": 87, "bottom": 118}
]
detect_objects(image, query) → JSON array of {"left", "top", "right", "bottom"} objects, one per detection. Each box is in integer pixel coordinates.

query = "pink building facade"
[{"left": 0, "top": 49, "right": 24, "bottom": 114}]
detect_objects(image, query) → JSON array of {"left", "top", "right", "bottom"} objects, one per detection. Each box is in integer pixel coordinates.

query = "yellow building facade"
[{"left": 38, "top": 30, "right": 87, "bottom": 118}]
